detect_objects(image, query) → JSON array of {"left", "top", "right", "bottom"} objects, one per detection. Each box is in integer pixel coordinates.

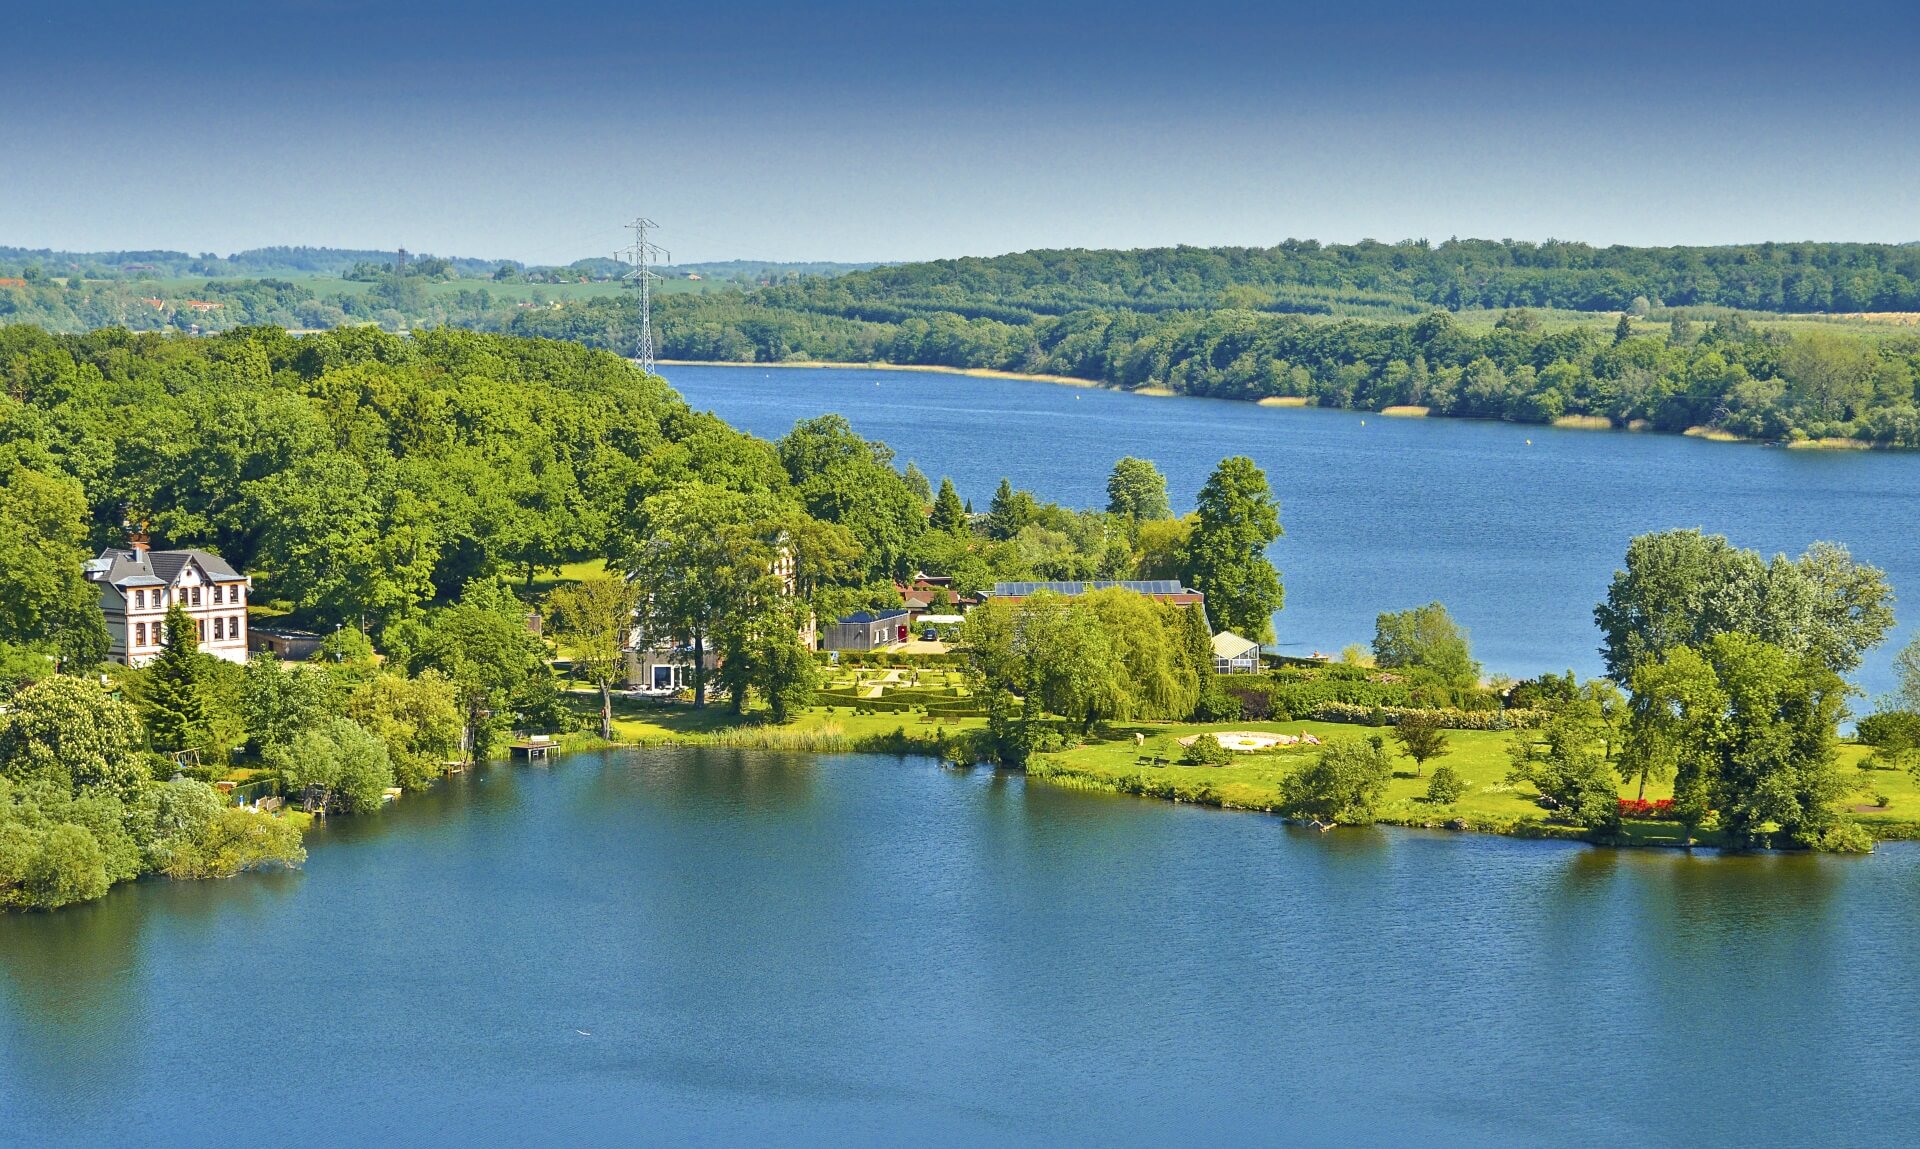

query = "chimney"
[{"left": 129, "top": 530, "right": 150, "bottom": 559}]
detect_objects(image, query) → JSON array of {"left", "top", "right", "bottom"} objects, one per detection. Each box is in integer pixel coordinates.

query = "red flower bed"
[{"left": 1617, "top": 798, "right": 1675, "bottom": 819}]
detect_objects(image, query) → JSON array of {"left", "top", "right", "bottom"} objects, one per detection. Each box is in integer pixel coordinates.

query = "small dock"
[{"left": 509, "top": 735, "right": 558, "bottom": 763}]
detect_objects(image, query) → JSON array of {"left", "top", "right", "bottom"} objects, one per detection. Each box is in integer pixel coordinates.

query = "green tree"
[
  {"left": 1106, "top": 457, "right": 1172, "bottom": 521},
  {"left": 1505, "top": 706, "right": 1622, "bottom": 834},
  {"left": 265, "top": 716, "right": 394, "bottom": 814},
  {"left": 1895, "top": 634, "right": 1920, "bottom": 713},
  {"left": 1184, "top": 456, "right": 1283, "bottom": 642},
  {"left": 1619, "top": 646, "right": 1721, "bottom": 804},
  {"left": 1595, "top": 529, "right": 1894, "bottom": 682},
  {"left": 777, "top": 415, "right": 925, "bottom": 581},
  {"left": 1132, "top": 515, "right": 1194, "bottom": 580},
  {"left": 1372, "top": 603, "right": 1480, "bottom": 686},
  {"left": 162, "top": 805, "right": 306, "bottom": 879},
  {"left": 624, "top": 484, "right": 796, "bottom": 709},
  {"left": 1780, "top": 330, "right": 1876, "bottom": 418},
  {"left": 1279, "top": 736, "right": 1393, "bottom": 824},
  {"left": 902, "top": 461, "right": 932, "bottom": 504},
  {"left": 985, "top": 478, "right": 1037, "bottom": 542},
  {"left": 0, "top": 466, "right": 108, "bottom": 669},
  {"left": 547, "top": 573, "right": 641, "bottom": 740},
  {"left": 407, "top": 579, "right": 546, "bottom": 756},
  {"left": 20, "top": 823, "right": 109, "bottom": 910},
  {"left": 929, "top": 478, "right": 968, "bottom": 534},
  {"left": 240, "top": 653, "right": 338, "bottom": 753},
  {"left": 344, "top": 672, "right": 462, "bottom": 789},
  {"left": 1696, "top": 633, "right": 1850, "bottom": 850},
  {"left": 0, "top": 676, "right": 148, "bottom": 803},
  {"left": 1391, "top": 712, "right": 1451, "bottom": 777},
  {"left": 145, "top": 603, "right": 213, "bottom": 755}
]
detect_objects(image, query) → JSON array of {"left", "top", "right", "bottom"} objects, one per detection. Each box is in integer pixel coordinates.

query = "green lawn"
[
  {"left": 1025, "top": 718, "right": 1911, "bottom": 842},
  {"left": 572, "top": 691, "right": 985, "bottom": 756}
]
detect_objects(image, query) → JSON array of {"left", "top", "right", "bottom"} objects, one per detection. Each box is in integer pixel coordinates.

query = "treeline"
[
  {"left": 737, "top": 239, "right": 1920, "bottom": 316},
  {"left": 0, "top": 245, "right": 507, "bottom": 280},
  {"left": 0, "top": 274, "right": 540, "bottom": 335},
  {"left": 541, "top": 295, "right": 1920, "bottom": 445}
]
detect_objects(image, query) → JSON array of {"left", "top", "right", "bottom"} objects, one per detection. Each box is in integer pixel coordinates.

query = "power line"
[{"left": 616, "top": 217, "right": 669, "bottom": 373}]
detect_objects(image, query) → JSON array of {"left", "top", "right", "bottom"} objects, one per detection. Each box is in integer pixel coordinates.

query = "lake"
[
  {"left": 5, "top": 748, "right": 1918, "bottom": 1147},
  {"left": 661, "top": 363, "right": 1920, "bottom": 702}
]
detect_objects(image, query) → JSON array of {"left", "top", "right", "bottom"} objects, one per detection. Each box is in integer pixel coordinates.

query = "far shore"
[
  {"left": 657, "top": 359, "right": 1102, "bottom": 388},
  {"left": 656, "top": 359, "right": 1909, "bottom": 450}
]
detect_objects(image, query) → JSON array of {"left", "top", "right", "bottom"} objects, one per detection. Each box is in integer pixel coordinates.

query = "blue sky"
[{"left": 6, "top": 0, "right": 1917, "bottom": 263}]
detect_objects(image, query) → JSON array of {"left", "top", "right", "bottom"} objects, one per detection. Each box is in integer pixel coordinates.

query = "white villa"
[{"left": 83, "top": 535, "right": 251, "bottom": 667}]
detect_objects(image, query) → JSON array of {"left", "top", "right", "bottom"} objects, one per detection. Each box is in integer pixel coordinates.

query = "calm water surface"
[
  {"left": 4, "top": 749, "right": 1917, "bottom": 1147},
  {"left": 663, "top": 364, "right": 1920, "bottom": 700}
]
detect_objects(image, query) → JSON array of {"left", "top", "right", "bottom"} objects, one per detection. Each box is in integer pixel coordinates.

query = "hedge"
[{"left": 1307, "top": 702, "right": 1548, "bottom": 730}]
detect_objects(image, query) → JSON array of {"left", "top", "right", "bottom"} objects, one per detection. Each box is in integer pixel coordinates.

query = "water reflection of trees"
[
  {"left": 0, "top": 867, "right": 301, "bottom": 1104},
  {"left": 584, "top": 746, "right": 820, "bottom": 817}
]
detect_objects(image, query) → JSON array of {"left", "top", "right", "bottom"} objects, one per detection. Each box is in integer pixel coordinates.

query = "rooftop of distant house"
[
  {"left": 839, "top": 609, "right": 911, "bottom": 624},
  {"left": 988, "top": 580, "right": 1204, "bottom": 603},
  {"left": 83, "top": 541, "right": 245, "bottom": 588}
]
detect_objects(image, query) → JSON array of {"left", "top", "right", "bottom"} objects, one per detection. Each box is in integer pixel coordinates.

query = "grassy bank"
[
  {"left": 562, "top": 694, "right": 987, "bottom": 758},
  {"left": 537, "top": 697, "right": 1918, "bottom": 846},
  {"left": 1022, "top": 719, "right": 1911, "bottom": 846}
]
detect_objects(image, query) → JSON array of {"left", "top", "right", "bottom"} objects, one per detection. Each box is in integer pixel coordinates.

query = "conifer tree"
[
  {"left": 146, "top": 603, "right": 212, "bottom": 754},
  {"left": 930, "top": 478, "right": 968, "bottom": 534}
]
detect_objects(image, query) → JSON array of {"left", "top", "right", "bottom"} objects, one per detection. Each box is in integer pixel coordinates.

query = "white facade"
[{"left": 84, "top": 541, "right": 251, "bottom": 668}]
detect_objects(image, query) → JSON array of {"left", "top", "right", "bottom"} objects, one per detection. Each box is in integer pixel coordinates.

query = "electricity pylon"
[{"left": 618, "top": 218, "right": 669, "bottom": 373}]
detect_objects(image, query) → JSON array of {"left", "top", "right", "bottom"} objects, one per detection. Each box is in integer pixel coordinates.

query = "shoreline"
[
  {"left": 534, "top": 724, "right": 1917, "bottom": 851},
  {"left": 656, "top": 359, "right": 1909, "bottom": 450},
  {"left": 657, "top": 359, "right": 1104, "bottom": 388}
]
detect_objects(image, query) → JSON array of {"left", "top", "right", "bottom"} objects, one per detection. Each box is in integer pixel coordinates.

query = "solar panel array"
[{"left": 989, "top": 580, "right": 1189, "bottom": 597}]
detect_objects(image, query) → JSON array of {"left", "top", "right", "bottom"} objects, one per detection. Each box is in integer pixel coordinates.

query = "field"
[{"left": 1450, "top": 306, "right": 1920, "bottom": 341}]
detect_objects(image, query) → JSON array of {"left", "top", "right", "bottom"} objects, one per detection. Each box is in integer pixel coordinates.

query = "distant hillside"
[
  {"left": 0, "top": 244, "right": 881, "bottom": 285},
  {"left": 0, "top": 245, "right": 509, "bottom": 280},
  {"left": 752, "top": 239, "right": 1920, "bottom": 320}
]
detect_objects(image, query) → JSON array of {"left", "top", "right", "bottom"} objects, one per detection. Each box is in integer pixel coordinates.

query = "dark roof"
[
  {"left": 86, "top": 547, "right": 244, "bottom": 588},
  {"left": 840, "top": 610, "right": 910, "bottom": 624},
  {"left": 253, "top": 625, "right": 323, "bottom": 639},
  {"left": 989, "top": 580, "right": 1194, "bottom": 597}
]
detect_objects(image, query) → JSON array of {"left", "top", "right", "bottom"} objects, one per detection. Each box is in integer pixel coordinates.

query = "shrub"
[
  {"left": 1807, "top": 821, "right": 1875, "bottom": 854},
  {"left": 1180, "top": 734, "right": 1233, "bottom": 766},
  {"left": 1424, "top": 765, "right": 1466, "bottom": 804},
  {"left": 1617, "top": 798, "right": 1676, "bottom": 820},
  {"left": 1309, "top": 702, "right": 1547, "bottom": 730},
  {"left": 1278, "top": 736, "right": 1393, "bottom": 824}
]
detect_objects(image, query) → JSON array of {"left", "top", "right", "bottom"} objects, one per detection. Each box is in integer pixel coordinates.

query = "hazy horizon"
[{"left": 8, "top": 0, "right": 1917, "bottom": 264}]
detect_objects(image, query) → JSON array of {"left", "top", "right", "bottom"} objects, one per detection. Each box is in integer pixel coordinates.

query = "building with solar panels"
[{"left": 986, "top": 580, "right": 1208, "bottom": 621}]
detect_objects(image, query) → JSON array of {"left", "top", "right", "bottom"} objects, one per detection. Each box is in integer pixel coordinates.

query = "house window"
[
  {"left": 211, "top": 585, "right": 222, "bottom": 604},
  {"left": 135, "top": 622, "right": 147, "bottom": 646},
  {"left": 191, "top": 587, "right": 202, "bottom": 606},
  {"left": 196, "top": 619, "right": 205, "bottom": 641},
  {"left": 213, "top": 617, "right": 224, "bottom": 641},
  {"left": 133, "top": 588, "right": 144, "bottom": 609},
  {"left": 232, "top": 614, "right": 244, "bottom": 638}
]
